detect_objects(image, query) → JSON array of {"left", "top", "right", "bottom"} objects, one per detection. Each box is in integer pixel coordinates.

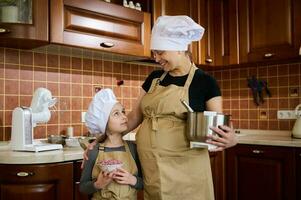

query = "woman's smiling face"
[{"left": 152, "top": 50, "right": 184, "bottom": 72}]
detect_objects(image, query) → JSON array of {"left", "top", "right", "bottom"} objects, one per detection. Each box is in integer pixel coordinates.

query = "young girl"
[{"left": 80, "top": 88, "right": 143, "bottom": 200}]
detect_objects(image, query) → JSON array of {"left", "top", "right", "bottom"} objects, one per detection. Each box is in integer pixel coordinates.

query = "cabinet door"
[
  {"left": 152, "top": 0, "right": 231, "bottom": 66},
  {"left": 296, "top": 148, "right": 301, "bottom": 200},
  {"left": 234, "top": 0, "right": 301, "bottom": 63},
  {"left": 50, "top": 0, "right": 151, "bottom": 57},
  {"left": 226, "top": 144, "right": 296, "bottom": 200},
  {"left": 152, "top": 0, "right": 206, "bottom": 65},
  {"left": 0, "top": 162, "right": 73, "bottom": 200},
  {"left": 204, "top": 0, "right": 234, "bottom": 66},
  {"left": 0, "top": 0, "right": 48, "bottom": 49},
  {"left": 209, "top": 151, "right": 225, "bottom": 200},
  {"left": 74, "top": 160, "right": 90, "bottom": 200}
]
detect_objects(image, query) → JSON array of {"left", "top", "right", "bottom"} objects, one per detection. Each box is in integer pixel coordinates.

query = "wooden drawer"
[
  {"left": 0, "top": 162, "right": 73, "bottom": 200},
  {"left": 50, "top": 0, "right": 151, "bottom": 57}
]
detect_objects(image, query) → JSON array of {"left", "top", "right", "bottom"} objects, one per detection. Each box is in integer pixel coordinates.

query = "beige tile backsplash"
[{"left": 0, "top": 47, "right": 300, "bottom": 141}]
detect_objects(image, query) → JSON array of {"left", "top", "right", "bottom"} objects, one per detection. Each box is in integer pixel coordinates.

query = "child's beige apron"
[
  {"left": 92, "top": 142, "right": 138, "bottom": 200},
  {"left": 136, "top": 64, "right": 215, "bottom": 200}
]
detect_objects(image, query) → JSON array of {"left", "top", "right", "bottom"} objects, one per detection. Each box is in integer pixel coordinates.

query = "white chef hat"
[
  {"left": 85, "top": 88, "right": 118, "bottom": 134},
  {"left": 150, "top": 15, "right": 205, "bottom": 51}
]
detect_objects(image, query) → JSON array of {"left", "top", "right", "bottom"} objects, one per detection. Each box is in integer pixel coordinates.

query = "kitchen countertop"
[
  {"left": 236, "top": 129, "right": 301, "bottom": 147},
  {"left": 1, "top": 130, "right": 301, "bottom": 164},
  {"left": 0, "top": 143, "right": 84, "bottom": 164}
]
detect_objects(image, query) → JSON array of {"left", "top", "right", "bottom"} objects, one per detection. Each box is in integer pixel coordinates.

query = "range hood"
[{"left": 125, "top": 58, "right": 160, "bottom": 66}]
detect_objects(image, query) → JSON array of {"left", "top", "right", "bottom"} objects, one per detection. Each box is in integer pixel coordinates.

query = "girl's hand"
[
  {"left": 113, "top": 168, "right": 137, "bottom": 186},
  {"left": 81, "top": 140, "right": 97, "bottom": 169},
  {"left": 206, "top": 121, "right": 237, "bottom": 152},
  {"left": 94, "top": 171, "right": 115, "bottom": 189}
]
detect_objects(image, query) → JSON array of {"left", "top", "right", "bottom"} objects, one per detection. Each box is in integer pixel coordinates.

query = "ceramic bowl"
[
  {"left": 98, "top": 159, "right": 123, "bottom": 172},
  {"left": 65, "top": 138, "right": 80, "bottom": 147}
]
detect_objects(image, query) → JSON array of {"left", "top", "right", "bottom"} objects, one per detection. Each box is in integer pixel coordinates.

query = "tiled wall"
[
  {"left": 208, "top": 62, "right": 301, "bottom": 130},
  {"left": 0, "top": 47, "right": 300, "bottom": 141},
  {"left": 0, "top": 47, "right": 154, "bottom": 141}
]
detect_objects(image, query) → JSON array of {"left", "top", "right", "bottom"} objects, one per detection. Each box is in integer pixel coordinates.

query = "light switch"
[{"left": 81, "top": 112, "right": 86, "bottom": 123}]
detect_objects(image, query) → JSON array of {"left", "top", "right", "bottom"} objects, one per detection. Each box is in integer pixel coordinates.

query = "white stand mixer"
[{"left": 10, "top": 88, "right": 63, "bottom": 152}]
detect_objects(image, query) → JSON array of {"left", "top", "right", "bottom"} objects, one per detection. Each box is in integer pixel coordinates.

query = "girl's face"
[
  {"left": 152, "top": 50, "right": 185, "bottom": 72},
  {"left": 106, "top": 103, "right": 128, "bottom": 134}
]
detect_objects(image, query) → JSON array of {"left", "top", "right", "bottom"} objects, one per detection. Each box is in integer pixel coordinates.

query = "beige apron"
[
  {"left": 136, "top": 64, "right": 215, "bottom": 200},
  {"left": 91, "top": 142, "right": 138, "bottom": 200}
]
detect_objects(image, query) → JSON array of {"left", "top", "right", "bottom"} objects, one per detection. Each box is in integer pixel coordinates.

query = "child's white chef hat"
[
  {"left": 85, "top": 88, "right": 118, "bottom": 134},
  {"left": 150, "top": 15, "right": 205, "bottom": 51}
]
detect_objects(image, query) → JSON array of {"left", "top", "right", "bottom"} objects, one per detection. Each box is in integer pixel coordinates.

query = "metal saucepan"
[{"left": 181, "top": 100, "right": 230, "bottom": 142}]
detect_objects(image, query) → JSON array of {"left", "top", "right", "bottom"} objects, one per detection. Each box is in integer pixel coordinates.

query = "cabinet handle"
[
  {"left": 0, "top": 28, "right": 10, "bottom": 33},
  {"left": 263, "top": 53, "right": 274, "bottom": 58},
  {"left": 205, "top": 58, "right": 213, "bottom": 63},
  {"left": 75, "top": 181, "right": 80, "bottom": 184},
  {"left": 252, "top": 149, "right": 264, "bottom": 154},
  {"left": 100, "top": 42, "right": 115, "bottom": 48},
  {"left": 16, "top": 172, "right": 34, "bottom": 177}
]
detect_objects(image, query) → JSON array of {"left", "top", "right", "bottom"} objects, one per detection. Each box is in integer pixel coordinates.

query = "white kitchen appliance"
[
  {"left": 292, "top": 104, "right": 301, "bottom": 138},
  {"left": 10, "top": 88, "right": 63, "bottom": 152}
]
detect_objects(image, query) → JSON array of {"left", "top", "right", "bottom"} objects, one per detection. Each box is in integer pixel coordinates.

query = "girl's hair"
[{"left": 96, "top": 133, "right": 107, "bottom": 143}]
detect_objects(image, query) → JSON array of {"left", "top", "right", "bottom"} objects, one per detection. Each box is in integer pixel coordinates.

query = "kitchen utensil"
[
  {"left": 180, "top": 99, "right": 194, "bottom": 112},
  {"left": 247, "top": 76, "right": 260, "bottom": 106},
  {"left": 292, "top": 104, "right": 301, "bottom": 138},
  {"left": 180, "top": 100, "right": 231, "bottom": 148},
  {"left": 65, "top": 137, "right": 80, "bottom": 147},
  {"left": 186, "top": 111, "right": 230, "bottom": 143},
  {"left": 10, "top": 88, "right": 62, "bottom": 152},
  {"left": 78, "top": 137, "right": 96, "bottom": 150},
  {"left": 48, "top": 135, "right": 67, "bottom": 145}
]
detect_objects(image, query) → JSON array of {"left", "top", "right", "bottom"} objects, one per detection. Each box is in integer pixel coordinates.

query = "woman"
[
  {"left": 85, "top": 15, "right": 237, "bottom": 200},
  {"left": 126, "top": 15, "right": 236, "bottom": 200}
]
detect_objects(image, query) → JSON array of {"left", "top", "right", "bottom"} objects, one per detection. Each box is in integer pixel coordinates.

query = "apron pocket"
[{"left": 158, "top": 154, "right": 210, "bottom": 199}]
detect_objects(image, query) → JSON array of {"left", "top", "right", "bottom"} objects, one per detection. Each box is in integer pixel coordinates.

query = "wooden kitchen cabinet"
[
  {"left": 230, "top": 0, "right": 301, "bottom": 64},
  {"left": 0, "top": 0, "right": 49, "bottom": 49},
  {"left": 0, "top": 162, "right": 73, "bottom": 200},
  {"left": 74, "top": 161, "right": 90, "bottom": 200},
  {"left": 296, "top": 148, "right": 301, "bottom": 200},
  {"left": 152, "top": 0, "right": 231, "bottom": 66},
  {"left": 226, "top": 144, "right": 296, "bottom": 200},
  {"left": 209, "top": 151, "right": 225, "bottom": 200},
  {"left": 50, "top": 0, "right": 151, "bottom": 57}
]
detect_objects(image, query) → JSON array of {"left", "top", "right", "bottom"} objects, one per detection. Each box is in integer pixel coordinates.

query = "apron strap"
[
  {"left": 98, "top": 143, "right": 105, "bottom": 151},
  {"left": 184, "top": 63, "right": 197, "bottom": 89}
]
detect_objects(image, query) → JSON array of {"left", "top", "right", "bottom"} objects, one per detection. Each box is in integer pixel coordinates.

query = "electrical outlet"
[
  {"left": 277, "top": 110, "right": 301, "bottom": 119},
  {"left": 81, "top": 112, "right": 86, "bottom": 123}
]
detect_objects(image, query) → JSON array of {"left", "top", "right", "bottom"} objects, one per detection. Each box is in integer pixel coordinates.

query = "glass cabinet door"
[
  {"left": 0, "top": 0, "right": 48, "bottom": 49},
  {"left": 0, "top": 0, "right": 32, "bottom": 24}
]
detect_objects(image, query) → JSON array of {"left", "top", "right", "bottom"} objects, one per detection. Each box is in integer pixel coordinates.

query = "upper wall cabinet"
[
  {"left": 231, "top": 0, "right": 301, "bottom": 64},
  {"left": 0, "top": 0, "right": 49, "bottom": 49},
  {"left": 152, "top": 0, "right": 231, "bottom": 66},
  {"left": 50, "top": 0, "right": 151, "bottom": 57}
]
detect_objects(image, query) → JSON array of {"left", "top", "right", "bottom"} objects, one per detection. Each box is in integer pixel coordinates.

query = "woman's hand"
[
  {"left": 94, "top": 171, "right": 115, "bottom": 189},
  {"left": 113, "top": 168, "right": 137, "bottom": 186},
  {"left": 81, "top": 140, "right": 97, "bottom": 169},
  {"left": 206, "top": 121, "right": 237, "bottom": 152}
]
